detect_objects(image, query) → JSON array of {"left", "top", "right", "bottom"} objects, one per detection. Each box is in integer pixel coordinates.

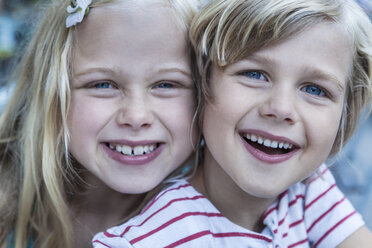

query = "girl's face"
[
  {"left": 202, "top": 22, "right": 351, "bottom": 199},
  {"left": 68, "top": 2, "right": 196, "bottom": 193}
]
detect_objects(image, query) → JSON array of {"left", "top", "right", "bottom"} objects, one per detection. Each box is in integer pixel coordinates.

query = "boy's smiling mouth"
[
  {"left": 242, "top": 133, "right": 296, "bottom": 155},
  {"left": 239, "top": 130, "right": 300, "bottom": 163}
]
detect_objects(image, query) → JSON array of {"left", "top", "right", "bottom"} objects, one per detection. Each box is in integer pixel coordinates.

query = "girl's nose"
[{"left": 116, "top": 96, "right": 154, "bottom": 130}]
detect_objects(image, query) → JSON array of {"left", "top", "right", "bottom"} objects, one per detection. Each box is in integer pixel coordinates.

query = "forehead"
[
  {"left": 76, "top": 2, "right": 185, "bottom": 47},
  {"left": 276, "top": 23, "right": 348, "bottom": 80},
  {"left": 72, "top": 2, "right": 190, "bottom": 73}
]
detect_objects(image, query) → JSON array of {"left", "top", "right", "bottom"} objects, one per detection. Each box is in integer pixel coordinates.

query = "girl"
[
  {"left": 93, "top": 0, "right": 372, "bottom": 247},
  {"left": 0, "top": 0, "right": 201, "bottom": 247}
]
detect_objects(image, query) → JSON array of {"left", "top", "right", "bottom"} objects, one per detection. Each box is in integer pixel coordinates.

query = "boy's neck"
[{"left": 190, "top": 149, "right": 276, "bottom": 233}]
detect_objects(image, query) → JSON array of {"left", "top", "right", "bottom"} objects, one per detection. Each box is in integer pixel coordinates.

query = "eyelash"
[
  {"left": 92, "top": 81, "right": 116, "bottom": 89},
  {"left": 89, "top": 80, "right": 182, "bottom": 91},
  {"left": 301, "top": 85, "right": 324, "bottom": 96},
  {"left": 155, "top": 81, "right": 176, "bottom": 89},
  {"left": 301, "top": 84, "right": 331, "bottom": 98},
  {"left": 240, "top": 70, "right": 268, "bottom": 81}
]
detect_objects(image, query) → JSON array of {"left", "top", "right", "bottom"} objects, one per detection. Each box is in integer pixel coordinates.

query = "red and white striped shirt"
[{"left": 92, "top": 165, "right": 364, "bottom": 248}]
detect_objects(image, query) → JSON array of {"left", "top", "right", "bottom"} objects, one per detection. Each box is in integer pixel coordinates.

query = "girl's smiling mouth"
[
  {"left": 102, "top": 141, "right": 165, "bottom": 165},
  {"left": 107, "top": 143, "right": 160, "bottom": 156},
  {"left": 239, "top": 130, "right": 300, "bottom": 163}
]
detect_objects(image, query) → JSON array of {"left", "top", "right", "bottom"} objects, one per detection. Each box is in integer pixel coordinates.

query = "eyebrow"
[
  {"left": 156, "top": 67, "right": 192, "bottom": 77},
  {"left": 302, "top": 66, "right": 345, "bottom": 92},
  {"left": 73, "top": 67, "right": 115, "bottom": 78},
  {"left": 74, "top": 66, "right": 192, "bottom": 78},
  {"left": 247, "top": 54, "right": 275, "bottom": 66}
]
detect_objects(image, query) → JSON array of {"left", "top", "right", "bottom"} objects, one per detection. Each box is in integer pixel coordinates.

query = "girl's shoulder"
[{"left": 92, "top": 179, "right": 224, "bottom": 247}]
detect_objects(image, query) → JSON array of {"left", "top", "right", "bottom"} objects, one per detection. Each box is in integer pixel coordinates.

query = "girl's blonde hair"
[
  {"left": 190, "top": 0, "right": 372, "bottom": 156},
  {"left": 0, "top": 0, "right": 200, "bottom": 247}
]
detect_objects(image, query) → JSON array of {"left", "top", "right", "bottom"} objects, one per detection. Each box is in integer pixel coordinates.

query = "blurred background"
[
  {"left": 0, "top": 0, "right": 42, "bottom": 109},
  {"left": 1, "top": 0, "right": 372, "bottom": 229}
]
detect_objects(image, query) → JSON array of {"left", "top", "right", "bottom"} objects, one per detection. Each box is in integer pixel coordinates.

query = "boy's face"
[
  {"left": 68, "top": 2, "right": 196, "bottom": 194},
  {"left": 202, "top": 22, "right": 351, "bottom": 199}
]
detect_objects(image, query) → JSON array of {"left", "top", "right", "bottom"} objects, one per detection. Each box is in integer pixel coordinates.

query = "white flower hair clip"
[{"left": 66, "top": 0, "right": 92, "bottom": 28}]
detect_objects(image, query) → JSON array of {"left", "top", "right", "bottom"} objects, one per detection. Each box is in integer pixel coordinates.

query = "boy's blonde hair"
[
  {"left": 0, "top": 0, "right": 200, "bottom": 247},
  {"left": 190, "top": 0, "right": 372, "bottom": 156}
]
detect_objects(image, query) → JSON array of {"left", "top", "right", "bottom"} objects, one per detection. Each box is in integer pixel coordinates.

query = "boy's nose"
[
  {"left": 258, "top": 88, "right": 297, "bottom": 125},
  {"left": 116, "top": 97, "right": 154, "bottom": 130}
]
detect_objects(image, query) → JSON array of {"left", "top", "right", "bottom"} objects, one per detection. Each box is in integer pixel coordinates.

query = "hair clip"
[
  {"left": 70, "top": 0, "right": 77, "bottom": 8},
  {"left": 66, "top": 0, "right": 92, "bottom": 28}
]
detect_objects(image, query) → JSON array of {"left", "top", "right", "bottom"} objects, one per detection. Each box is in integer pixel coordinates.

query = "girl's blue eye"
[
  {"left": 302, "top": 85, "right": 325, "bottom": 96},
  {"left": 243, "top": 71, "right": 266, "bottom": 80},
  {"left": 157, "top": 82, "right": 174, "bottom": 89},
  {"left": 94, "top": 82, "right": 113, "bottom": 89}
]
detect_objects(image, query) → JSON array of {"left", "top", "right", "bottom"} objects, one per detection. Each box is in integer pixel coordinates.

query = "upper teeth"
[
  {"left": 109, "top": 144, "right": 157, "bottom": 156},
  {"left": 245, "top": 134, "right": 293, "bottom": 149}
]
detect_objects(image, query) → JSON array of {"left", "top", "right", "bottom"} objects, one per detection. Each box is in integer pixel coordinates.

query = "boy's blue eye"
[
  {"left": 302, "top": 85, "right": 325, "bottom": 96},
  {"left": 94, "top": 82, "right": 113, "bottom": 89},
  {"left": 243, "top": 71, "right": 266, "bottom": 80}
]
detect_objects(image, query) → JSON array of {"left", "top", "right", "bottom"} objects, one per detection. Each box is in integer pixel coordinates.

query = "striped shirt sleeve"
[{"left": 304, "top": 164, "right": 364, "bottom": 248}]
